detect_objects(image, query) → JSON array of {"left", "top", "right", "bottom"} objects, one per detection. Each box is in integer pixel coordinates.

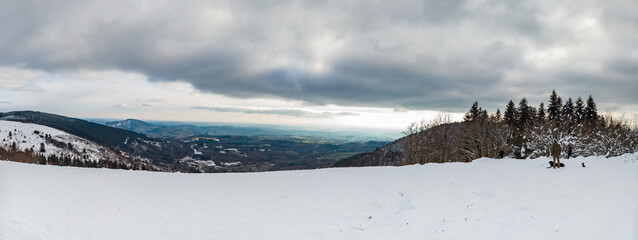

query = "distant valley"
[
  {"left": 99, "top": 118, "right": 390, "bottom": 172},
  {"left": 95, "top": 118, "right": 396, "bottom": 143},
  {"left": 0, "top": 111, "right": 389, "bottom": 173}
]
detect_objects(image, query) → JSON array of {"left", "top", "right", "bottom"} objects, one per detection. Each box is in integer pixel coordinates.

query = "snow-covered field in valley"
[{"left": 1, "top": 153, "right": 637, "bottom": 240}]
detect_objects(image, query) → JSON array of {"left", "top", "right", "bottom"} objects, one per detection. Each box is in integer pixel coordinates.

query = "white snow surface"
[{"left": 1, "top": 153, "right": 638, "bottom": 240}]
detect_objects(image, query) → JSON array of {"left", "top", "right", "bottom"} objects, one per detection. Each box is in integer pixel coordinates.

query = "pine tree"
[
  {"left": 547, "top": 90, "right": 562, "bottom": 121},
  {"left": 504, "top": 100, "right": 518, "bottom": 126},
  {"left": 574, "top": 97, "right": 585, "bottom": 123},
  {"left": 585, "top": 95, "right": 598, "bottom": 121},
  {"left": 557, "top": 96, "right": 562, "bottom": 118},
  {"left": 518, "top": 98, "right": 532, "bottom": 128},
  {"left": 495, "top": 108, "right": 502, "bottom": 122},
  {"left": 529, "top": 106, "right": 537, "bottom": 121},
  {"left": 40, "top": 143, "right": 46, "bottom": 153},
  {"left": 61, "top": 156, "right": 71, "bottom": 166},
  {"left": 562, "top": 98, "right": 574, "bottom": 122},
  {"left": 464, "top": 101, "right": 482, "bottom": 122},
  {"left": 74, "top": 158, "right": 84, "bottom": 167},
  {"left": 50, "top": 154, "right": 59, "bottom": 165},
  {"left": 537, "top": 102, "right": 546, "bottom": 122},
  {"left": 38, "top": 154, "right": 46, "bottom": 165}
]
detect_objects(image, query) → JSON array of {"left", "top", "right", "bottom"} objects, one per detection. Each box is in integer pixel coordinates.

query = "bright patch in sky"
[{"left": 0, "top": 68, "right": 449, "bottom": 135}]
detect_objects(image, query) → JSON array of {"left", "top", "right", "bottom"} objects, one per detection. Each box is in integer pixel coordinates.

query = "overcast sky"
[{"left": 0, "top": 0, "right": 636, "bottom": 134}]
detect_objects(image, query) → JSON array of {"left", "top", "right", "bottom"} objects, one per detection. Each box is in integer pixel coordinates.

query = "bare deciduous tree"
[{"left": 402, "top": 113, "right": 457, "bottom": 165}]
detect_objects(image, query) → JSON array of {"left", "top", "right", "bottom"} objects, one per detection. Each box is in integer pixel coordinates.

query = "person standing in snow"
[
  {"left": 551, "top": 140, "right": 562, "bottom": 168},
  {"left": 567, "top": 144, "right": 573, "bottom": 159}
]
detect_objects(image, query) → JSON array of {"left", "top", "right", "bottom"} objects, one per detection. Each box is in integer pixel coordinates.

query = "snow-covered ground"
[
  {"left": 0, "top": 120, "right": 117, "bottom": 162},
  {"left": 1, "top": 153, "right": 637, "bottom": 240}
]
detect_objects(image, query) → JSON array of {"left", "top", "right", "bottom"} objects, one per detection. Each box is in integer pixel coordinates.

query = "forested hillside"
[
  {"left": 0, "top": 111, "right": 192, "bottom": 165},
  {"left": 336, "top": 91, "right": 638, "bottom": 167}
]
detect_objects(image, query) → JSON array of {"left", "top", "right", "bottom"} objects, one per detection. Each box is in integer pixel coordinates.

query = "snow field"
[{"left": 1, "top": 153, "right": 637, "bottom": 240}]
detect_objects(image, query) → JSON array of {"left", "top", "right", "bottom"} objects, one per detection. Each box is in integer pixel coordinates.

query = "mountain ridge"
[{"left": 0, "top": 111, "right": 191, "bottom": 168}]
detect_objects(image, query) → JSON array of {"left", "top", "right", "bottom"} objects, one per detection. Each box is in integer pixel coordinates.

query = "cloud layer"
[
  {"left": 192, "top": 106, "right": 359, "bottom": 119},
  {"left": 1, "top": 0, "right": 637, "bottom": 112}
]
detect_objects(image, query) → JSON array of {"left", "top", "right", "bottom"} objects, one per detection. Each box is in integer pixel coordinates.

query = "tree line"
[
  {"left": 465, "top": 90, "right": 599, "bottom": 128},
  {"left": 0, "top": 143, "right": 158, "bottom": 171},
  {"left": 402, "top": 90, "right": 638, "bottom": 164}
]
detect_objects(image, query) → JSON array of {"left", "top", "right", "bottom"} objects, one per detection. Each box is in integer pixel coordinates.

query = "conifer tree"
[
  {"left": 585, "top": 95, "right": 598, "bottom": 121},
  {"left": 529, "top": 106, "right": 537, "bottom": 121},
  {"left": 75, "top": 158, "right": 84, "bottom": 167},
  {"left": 537, "top": 102, "right": 546, "bottom": 122},
  {"left": 495, "top": 108, "right": 502, "bottom": 122},
  {"left": 480, "top": 109, "right": 488, "bottom": 121},
  {"left": 518, "top": 98, "right": 532, "bottom": 128},
  {"left": 557, "top": 96, "right": 562, "bottom": 117},
  {"left": 38, "top": 154, "right": 46, "bottom": 165},
  {"left": 464, "top": 101, "right": 483, "bottom": 122},
  {"left": 547, "top": 90, "right": 562, "bottom": 121},
  {"left": 562, "top": 98, "right": 574, "bottom": 122},
  {"left": 62, "top": 156, "right": 71, "bottom": 166},
  {"left": 574, "top": 97, "right": 585, "bottom": 123},
  {"left": 50, "top": 154, "right": 59, "bottom": 165},
  {"left": 504, "top": 100, "right": 518, "bottom": 126}
]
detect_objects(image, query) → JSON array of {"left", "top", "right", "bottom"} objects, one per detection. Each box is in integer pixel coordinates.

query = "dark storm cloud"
[
  {"left": 191, "top": 106, "right": 359, "bottom": 119},
  {"left": 0, "top": 0, "right": 637, "bottom": 113}
]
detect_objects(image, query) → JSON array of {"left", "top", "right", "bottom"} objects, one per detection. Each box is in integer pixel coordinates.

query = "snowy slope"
[
  {"left": 0, "top": 120, "right": 121, "bottom": 162},
  {"left": 1, "top": 154, "right": 637, "bottom": 240}
]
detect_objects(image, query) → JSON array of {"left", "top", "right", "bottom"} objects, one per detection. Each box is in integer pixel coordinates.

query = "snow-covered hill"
[
  {"left": 1, "top": 153, "right": 637, "bottom": 239},
  {"left": 0, "top": 120, "right": 122, "bottom": 163}
]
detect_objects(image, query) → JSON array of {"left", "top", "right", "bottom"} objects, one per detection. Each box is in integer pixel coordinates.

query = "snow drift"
[{"left": 1, "top": 153, "right": 637, "bottom": 239}]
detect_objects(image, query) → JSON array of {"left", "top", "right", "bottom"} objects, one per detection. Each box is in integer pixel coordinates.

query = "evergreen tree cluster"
[
  {"left": 34, "top": 152, "right": 156, "bottom": 171},
  {"left": 342, "top": 90, "right": 635, "bottom": 167},
  {"left": 499, "top": 90, "right": 599, "bottom": 128},
  {"left": 455, "top": 90, "right": 626, "bottom": 159},
  {"left": 397, "top": 90, "right": 633, "bottom": 163},
  {"left": 463, "top": 101, "right": 488, "bottom": 122}
]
